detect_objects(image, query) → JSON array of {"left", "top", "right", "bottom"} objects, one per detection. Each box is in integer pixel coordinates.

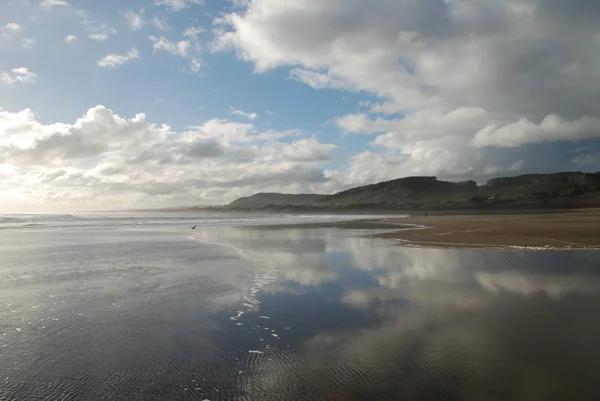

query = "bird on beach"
[{"left": 191, "top": 225, "right": 197, "bottom": 229}]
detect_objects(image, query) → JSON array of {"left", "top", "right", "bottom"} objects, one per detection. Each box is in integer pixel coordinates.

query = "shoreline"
[
  {"left": 246, "top": 219, "right": 410, "bottom": 230},
  {"left": 371, "top": 210, "right": 600, "bottom": 250},
  {"left": 241, "top": 209, "right": 600, "bottom": 251},
  {"left": 131, "top": 206, "right": 595, "bottom": 215}
]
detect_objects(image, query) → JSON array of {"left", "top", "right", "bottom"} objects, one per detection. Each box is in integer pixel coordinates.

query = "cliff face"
[
  {"left": 314, "top": 177, "right": 478, "bottom": 208},
  {"left": 479, "top": 172, "right": 600, "bottom": 203},
  {"left": 225, "top": 171, "right": 600, "bottom": 211},
  {"left": 486, "top": 172, "right": 600, "bottom": 188}
]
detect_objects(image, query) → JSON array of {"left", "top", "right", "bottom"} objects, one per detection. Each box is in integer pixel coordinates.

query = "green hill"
[
  {"left": 313, "top": 176, "right": 477, "bottom": 208},
  {"left": 226, "top": 171, "right": 600, "bottom": 210},
  {"left": 226, "top": 193, "right": 327, "bottom": 209}
]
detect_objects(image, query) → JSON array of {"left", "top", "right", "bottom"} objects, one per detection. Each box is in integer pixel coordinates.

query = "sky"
[{"left": 1, "top": 0, "right": 600, "bottom": 212}]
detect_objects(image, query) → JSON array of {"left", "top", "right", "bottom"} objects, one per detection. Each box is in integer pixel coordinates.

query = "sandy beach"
[{"left": 374, "top": 210, "right": 600, "bottom": 250}]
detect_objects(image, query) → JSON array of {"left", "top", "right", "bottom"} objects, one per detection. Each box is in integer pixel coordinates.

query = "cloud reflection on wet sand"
[{"left": 199, "top": 226, "right": 600, "bottom": 400}]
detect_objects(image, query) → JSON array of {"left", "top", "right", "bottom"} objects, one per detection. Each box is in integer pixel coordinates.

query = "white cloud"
[
  {"left": 4, "top": 23, "right": 22, "bottom": 32},
  {"left": 212, "top": 0, "right": 600, "bottom": 181},
  {"left": 0, "top": 67, "right": 37, "bottom": 85},
  {"left": 572, "top": 152, "right": 600, "bottom": 166},
  {"left": 123, "top": 10, "right": 145, "bottom": 31},
  {"left": 211, "top": 2, "right": 438, "bottom": 109},
  {"left": 149, "top": 27, "right": 203, "bottom": 73},
  {"left": 87, "top": 24, "right": 117, "bottom": 42},
  {"left": 97, "top": 48, "right": 139, "bottom": 69},
  {"left": 337, "top": 108, "right": 489, "bottom": 138},
  {"left": 40, "top": 0, "right": 68, "bottom": 9},
  {"left": 290, "top": 68, "right": 357, "bottom": 91},
  {"left": 21, "top": 38, "right": 35, "bottom": 48},
  {"left": 183, "top": 26, "right": 205, "bottom": 38},
  {"left": 324, "top": 134, "right": 491, "bottom": 188},
  {"left": 183, "top": 118, "right": 301, "bottom": 145},
  {"left": 324, "top": 151, "right": 409, "bottom": 188},
  {"left": 89, "top": 33, "right": 107, "bottom": 41},
  {"left": 510, "top": 160, "right": 525, "bottom": 171},
  {"left": 2, "top": 23, "right": 33, "bottom": 49},
  {"left": 189, "top": 59, "right": 202, "bottom": 74},
  {"left": 63, "top": 35, "right": 77, "bottom": 43},
  {"left": 325, "top": 107, "right": 497, "bottom": 184},
  {"left": 5, "top": 0, "right": 600, "bottom": 211},
  {"left": 229, "top": 0, "right": 250, "bottom": 8},
  {"left": 150, "top": 35, "right": 190, "bottom": 57},
  {"left": 155, "top": 0, "right": 204, "bottom": 11},
  {"left": 230, "top": 107, "right": 258, "bottom": 121},
  {"left": 481, "top": 160, "right": 525, "bottom": 176},
  {"left": 183, "top": 118, "right": 253, "bottom": 143},
  {"left": 151, "top": 16, "right": 171, "bottom": 31},
  {"left": 0, "top": 105, "right": 336, "bottom": 212},
  {"left": 472, "top": 115, "right": 600, "bottom": 148}
]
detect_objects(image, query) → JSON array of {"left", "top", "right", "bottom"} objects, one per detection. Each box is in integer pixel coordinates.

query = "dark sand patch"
[
  {"left": 247, "top": 219, "right": 410, "bottom": 230},
  {"left": 373, "top": 210, "right": 600, "bottom": 250}
]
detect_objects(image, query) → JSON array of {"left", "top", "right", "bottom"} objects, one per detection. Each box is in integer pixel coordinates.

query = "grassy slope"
[{"left": 225, "top": 172, "right": 600, "bottom": 211}]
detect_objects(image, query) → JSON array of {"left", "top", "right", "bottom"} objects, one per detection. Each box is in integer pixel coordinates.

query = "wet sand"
[
  {"left": 376, "top": 210, "right": 600, "bottom": 250},
  {"left": 249, "top": 219, "right": 405, "bottom": 230},
  {"left": 5, "top": 215, "right": 600, "bottom": 399}
]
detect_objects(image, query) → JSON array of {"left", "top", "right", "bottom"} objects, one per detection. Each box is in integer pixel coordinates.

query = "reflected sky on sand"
[
  {"left": 194, "top": 225, "right": 600, "bottom": 400},
  {"left": 1, "top": 222, "right": 600, "bottom": 400}
]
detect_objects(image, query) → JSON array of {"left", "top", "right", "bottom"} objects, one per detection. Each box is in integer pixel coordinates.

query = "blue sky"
[{"left": 1, "top": 0, "right": 600, "bottom": 212}]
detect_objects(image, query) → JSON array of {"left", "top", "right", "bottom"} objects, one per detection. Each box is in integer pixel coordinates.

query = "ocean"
[{"left": 1, "top": 213, "right": 600, "bottom": 400}]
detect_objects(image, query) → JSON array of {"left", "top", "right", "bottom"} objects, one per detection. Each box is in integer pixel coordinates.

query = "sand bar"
[{"left": 376, "top": 210, "right": 600, "bottom": 250}]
